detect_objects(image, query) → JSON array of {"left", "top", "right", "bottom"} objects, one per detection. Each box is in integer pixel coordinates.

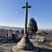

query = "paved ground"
[
  {"left": 0, "top": 39, "right": 52, "bottom": 52},
  {"left": 30, "top": 39, "right": 52, "bottom": 50},
  {"left": 0, "top": 43, "right": 16, "bottom": 52}
]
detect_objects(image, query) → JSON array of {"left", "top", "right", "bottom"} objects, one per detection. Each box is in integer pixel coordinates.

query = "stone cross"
[{"left": 22, "top": 2, "right": 31, "bottom": 37}]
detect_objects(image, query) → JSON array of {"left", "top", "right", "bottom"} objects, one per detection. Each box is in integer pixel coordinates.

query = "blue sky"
[{"left": 0, "top": 0, "right": 52, "bottom": 29}]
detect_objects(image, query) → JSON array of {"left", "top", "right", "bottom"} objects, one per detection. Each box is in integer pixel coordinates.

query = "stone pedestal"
[{"left": 12, "top": 36, "right": 35, "bottom": 52}]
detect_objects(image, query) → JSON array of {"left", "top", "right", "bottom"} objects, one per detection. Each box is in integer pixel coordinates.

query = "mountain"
[{"left": 0, "top": 26, "right": 23, "bottom": 31}]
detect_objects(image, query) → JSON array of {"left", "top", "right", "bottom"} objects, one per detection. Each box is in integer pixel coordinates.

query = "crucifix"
[
  {"left": 22, "top": 2, "right": 31, "bottom": 37},
  {"left": 12, "top": 2, "right": 34, "bottom": 51}
]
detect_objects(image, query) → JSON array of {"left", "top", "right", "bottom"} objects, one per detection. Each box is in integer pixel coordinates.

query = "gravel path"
[{"left": 0, "top": 43, "right": 16, "bottom": 52}]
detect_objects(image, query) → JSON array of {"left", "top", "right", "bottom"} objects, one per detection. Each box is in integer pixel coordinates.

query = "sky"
[{"left": 0, "top": 0, "right": 52, "bottom": 29}]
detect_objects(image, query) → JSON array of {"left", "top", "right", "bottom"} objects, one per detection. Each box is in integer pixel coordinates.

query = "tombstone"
[
  {"left": 12, "top": 32, "right": 16, "bottom": 42},
  {"left": 6, "top": 33, "right": 8, "bottom": 39},
  {"left": 15, "top": 30, "right": 19, "bottom": 40}
]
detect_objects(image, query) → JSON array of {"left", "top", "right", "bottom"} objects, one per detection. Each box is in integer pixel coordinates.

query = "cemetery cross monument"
[
  {"left": 12, "top": 2, "right": 35, "bottom": 51},
  {"left": 22, "top": 2, "right": 31, "bottom": 37}
]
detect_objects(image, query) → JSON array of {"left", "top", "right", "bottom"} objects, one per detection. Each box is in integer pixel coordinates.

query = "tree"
[
  {"left": 21, "top": 29, "right": 24, "bottom": 35},
  {"left": 29, "top": 18, "right": 38, "bottom": 34},
  {"left": 20, "top": 29, "right": 24, "bottom": 38}
]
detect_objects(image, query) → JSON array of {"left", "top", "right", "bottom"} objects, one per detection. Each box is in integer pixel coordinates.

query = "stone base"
[{"left": 12, "top": 37, "right": 36, "bottom": 52}]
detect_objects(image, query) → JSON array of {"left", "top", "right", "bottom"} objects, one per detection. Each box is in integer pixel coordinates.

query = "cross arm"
[
  {"left": 22, "top": 6, "right": 26, "bottom": 8},
  {"left": 28, "top": 6, "right": 31, "bottom": 8},
  {"left": 22, "top": 6, "right": 31, "bottom": 8}
]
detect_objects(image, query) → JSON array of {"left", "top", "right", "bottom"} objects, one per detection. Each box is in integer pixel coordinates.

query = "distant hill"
[
  {"left": 0, "top": 26, "right": 52, "bottom": 33},
  {"left": 37, "top": 29, "right": 52, "bottom": 34},
  {"left": 0, "top": 26, "right": 23, "bottom": 31}
]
